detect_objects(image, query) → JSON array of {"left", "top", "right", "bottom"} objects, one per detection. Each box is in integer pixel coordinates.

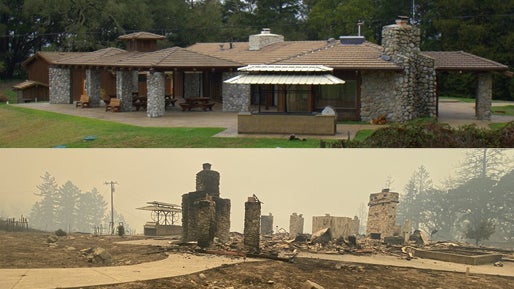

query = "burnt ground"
[{"left": 1, "top": 231, "right": 514, "bottom": 289}]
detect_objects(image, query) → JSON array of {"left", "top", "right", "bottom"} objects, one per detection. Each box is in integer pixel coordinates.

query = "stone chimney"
[
  {"left": 381, "top": 16, "right": 420, "bottom": 59},
  {"left": 249, "top": 28, "right": 284, "bottom": 51}
]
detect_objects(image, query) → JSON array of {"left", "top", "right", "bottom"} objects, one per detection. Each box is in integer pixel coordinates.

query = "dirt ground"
[
  {"left": 0, "top": 231, "right": 167, "bottom": 268},
  {"left": 2, "top": 231, "right": 514, "bottom": 289}
]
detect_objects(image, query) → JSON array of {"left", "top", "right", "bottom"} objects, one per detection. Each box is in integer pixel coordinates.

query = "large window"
[{"left": 314, "top": 80, "right": 357, "bottom": 110}]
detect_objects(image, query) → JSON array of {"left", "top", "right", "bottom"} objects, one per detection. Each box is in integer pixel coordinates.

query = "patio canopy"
[
  {"left": 224, "top": 64, "right": 345, "bottom": 85},
  {"left": 224, "top": 73, "right": 345, "bottom": 85}
]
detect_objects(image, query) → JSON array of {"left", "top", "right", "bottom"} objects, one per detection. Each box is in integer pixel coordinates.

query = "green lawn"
[
  {"left": 0, "top": 105, "right": 324, "bottom": 148},
  {"left": 491, "top": 105, "right": 514, "bottom": 116}
]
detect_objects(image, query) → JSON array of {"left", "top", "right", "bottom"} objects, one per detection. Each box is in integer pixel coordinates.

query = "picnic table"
[
  {"left": 179, "top": 97, "right": 215, "bottom": 111},
  {"left": 132, "top": 96, "right": 147, "bottom": 111}
]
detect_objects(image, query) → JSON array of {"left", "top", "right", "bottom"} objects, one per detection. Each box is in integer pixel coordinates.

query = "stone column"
[
  {"left": 244, "top": 196, "right": 261, "bottom": 253},
  {"left": 194, "top": 198, "right": 216, "bottom": 248},
  {"left": 147, "top": 71, "right": 165, "bottom": 117},
  {"left": 222, "top": 72, "right": 251, "bottom": 112},
  {"left": 86, "top": 69, "right": 101, "bottom": 107},
  {"left": 476, "top": 73, "right": 492, "bottom": 120},
  {"left": 49, "top": 67, "right": 72, "bottom": 104},
  {"left": 215, "top": 198, "right": 231, "bottom": 243},
  {"left": 184, "top": 72, "right": 202, "bottom": 98},
  {"left": 260, "top": 213, "right": 273, "bottom": 235},
  {"left": 132, "top": 71, "right": 139, "bottom": 94},
  {"left": 116, "top": 70, "right": 133, "bottom": 112},
  {"left": 289, "top": 213, "right": 304, "bottom": 239}
]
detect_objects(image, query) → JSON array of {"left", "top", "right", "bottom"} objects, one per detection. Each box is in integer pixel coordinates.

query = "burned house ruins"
[
  {"left": 181, "top": 163, "right": 231, "bottom": 247},
  {"left": 312, "top": 214, "right": 359, "bottom": 240},
  {"left": 366, "top": 188, "right": 400, "bottom": 239}
]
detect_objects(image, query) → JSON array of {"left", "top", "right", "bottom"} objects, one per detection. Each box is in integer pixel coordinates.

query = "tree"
[
  {"left": 76, "top": 188, "right": 107, "bottom": 233},
  {"left": 457, "top": 148, "right": 513, "bottom": 182},
  {"left": 254, "top": 0, "right": 307, "bottom": 40},
  {"left": 29, "top": 172, "right": 59, "bottom": 231},
  {"left": 397, "top": 165, "right": 433, "bottom": 232},
  {"left": 464, "top": 219, "right": 495, "bottom": 246},
  {"left": 55, "top": 181, "right": 81, "bottom": 232},
  {"left": 490, "top": 168, "right": 514, "bottom": 241}
]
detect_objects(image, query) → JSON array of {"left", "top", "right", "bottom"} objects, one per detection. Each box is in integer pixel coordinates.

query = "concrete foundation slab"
[{"left": 414, "top": 248, "right": 503, "bottom": 265}]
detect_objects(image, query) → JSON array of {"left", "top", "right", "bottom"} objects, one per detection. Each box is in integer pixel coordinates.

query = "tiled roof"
[
  {"left": 53, "top": 48, "right": 129, "bottom": 66},
  {"left": 276, "top": 42, "right": 401, "bottom": 70},
  {"left": 421, "top": 51, "right": 508, "bottom": 71},
  {"left": 53, "top": 47, "right": 241, "bottom": 68},
  {"left": 187, "top": 41, "right": 330, "bottom": 65},
  {"left": 22, "top": 51, "right": 89, "bottom": 67},
  {"left": 12, "top": 80, "right": 48, "bottom": 90},
  {"left": 118, "top": 32, "right": 166, "bottom": 40}
]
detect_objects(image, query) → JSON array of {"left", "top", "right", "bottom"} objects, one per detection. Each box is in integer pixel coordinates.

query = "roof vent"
[{"left": 339, "top": 36, "right": 365, "bottom": 45}]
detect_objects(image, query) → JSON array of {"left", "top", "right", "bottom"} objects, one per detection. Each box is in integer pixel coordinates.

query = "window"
[{"left": 314, "top": 80, "right": 357, "bottom": 109}]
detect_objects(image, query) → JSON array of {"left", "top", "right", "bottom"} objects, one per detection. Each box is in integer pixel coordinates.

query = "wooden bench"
[
  {"left": 179, "top": 98, "right": 215, "bottom": 111},
  {"left": 106, "top": 98, "right": 121, "bottom": 112},
  {"left": 75, "top": 94, "right": 90, "bottom": 108}
]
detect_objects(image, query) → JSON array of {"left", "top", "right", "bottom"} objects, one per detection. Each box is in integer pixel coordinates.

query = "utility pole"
[{"left": 105, "top": 181, "right": 118, "bottom": 235}]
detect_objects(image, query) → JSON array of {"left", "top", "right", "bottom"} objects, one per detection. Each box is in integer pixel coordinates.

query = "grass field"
[{"left": 0, "top": 105, "right": 323, "bottom": 148}]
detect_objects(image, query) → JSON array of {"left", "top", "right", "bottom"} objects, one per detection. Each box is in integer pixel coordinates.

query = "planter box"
[
  {"left": 414, "top": 248, "right": 502, "bottom": 265},
  {"left": 238, "top": 112, "right": 336, "bottom": 135}
]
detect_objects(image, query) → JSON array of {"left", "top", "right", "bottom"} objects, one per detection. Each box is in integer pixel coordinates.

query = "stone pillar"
[
  {"left": 194, "top": 197, "right": 216, "bottom": 248},
  {"left": 196, "top": 163, "right": 220, "bottom": 197},
  {"left": 181, "top": 192, "right": 194, "bottom": 242},
  {"left": 476, "top": 73, "right": 492, "bottom": 120},
  {"left": 223, "top": 72, "right": 251, "bottom": 112},
  {"left": 86, "top": 69, "right": 101, "bottom": 107},
  {"left": 289, "top": 213, "right": 304, "bottom": 238},
  {"left": 116, "top": 70, "right": 133, "bottom": 112},
  {"left": 215, "top": 198, "right": 231, "bottom": 242},
  {"left": 132, "top": 71, "right": 139, "bottom": 94},
  {"left": 184, "top": 72, "right": 202, "bottom": 98},
  {"left": 49, "top": 67, "right": 72, "bottom": 104},
  {"left": 244, "top": 196, "right": 261, "bottom": 253},
  {"left": 147, "top": 71, "right": 165, "bottom": 118},
  {"left": 403, "top": 219, "right": 412, "bottom": 243},
  {"left": 260, "top": 213, "right": 273, "bottom": 235}
]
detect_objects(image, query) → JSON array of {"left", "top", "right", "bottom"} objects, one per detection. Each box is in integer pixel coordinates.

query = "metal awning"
[
  {"left": 224, "top": 74, "right": 345, "bottom": 85},
  {"left": 238, "top": 64, "right": 335, "bottom": 72}
]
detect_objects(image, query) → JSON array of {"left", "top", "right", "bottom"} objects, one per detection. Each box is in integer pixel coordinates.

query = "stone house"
[{"left": 24, "top": 19, "right": 509, "bottom": 124}]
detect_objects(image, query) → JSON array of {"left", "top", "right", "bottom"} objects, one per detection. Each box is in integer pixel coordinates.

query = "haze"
[{"left": 2, "top": 149, "right": 507, "bottom": 233}]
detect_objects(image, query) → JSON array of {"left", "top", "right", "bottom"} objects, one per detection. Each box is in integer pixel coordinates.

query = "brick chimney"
[{"left": 249, "top": 28, "right": 284, "bottom": 51}]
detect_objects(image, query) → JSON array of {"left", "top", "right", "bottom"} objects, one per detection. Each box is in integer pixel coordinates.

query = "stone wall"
[
  {"left": 223, "top": 72, "right": 250, "bottom": 112},
  {"left": 147, "top": 71, "right": 165, "bottom": 118},
  {"left": 244, "top": 196, "right": 261, "bottom": 253},
  {"left": 289, "top": 213, "right": 304, "bottom": 238},
  {"left": 86, "top": 69, "right": 101, "bottom": 107},
  {"left": 49, "top": 67, "right": 71, "bottom": 104},
  {"left": 366, "top": 189, "right": 399, "bottom": 238},
  {"left": 360, "top": 71, "right": 399, "bottom": 122},
  {"left": 116, "top": 70, "right": 133, "bottom": 112},
  {"left": 476, "top": 73, "right": 492, "bottom": 120},
  {"left": 260, "top": 213, "right": 273, "bottom": 235},
  {"left": 312, "top": 214, "right": 359, "bottom": 240}
]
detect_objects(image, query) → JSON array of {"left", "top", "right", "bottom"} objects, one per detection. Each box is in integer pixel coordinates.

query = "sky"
[{"left": 1, "top": 148, "right": 510, "bottom": 234}]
